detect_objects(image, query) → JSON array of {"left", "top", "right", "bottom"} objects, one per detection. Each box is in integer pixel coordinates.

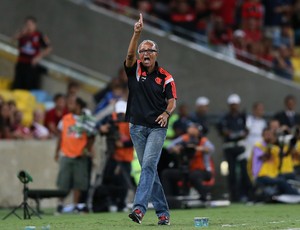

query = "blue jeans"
[{"left": 129, "top": 123, "right": 169, "bottom": 217}]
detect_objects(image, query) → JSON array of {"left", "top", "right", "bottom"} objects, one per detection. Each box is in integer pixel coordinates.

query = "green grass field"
[{"left": 0, "top": 204, "right": 300, "bottom": 230}]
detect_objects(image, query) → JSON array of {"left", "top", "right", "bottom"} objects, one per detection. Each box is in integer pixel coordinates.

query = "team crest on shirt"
[
  {"left": 140, "top": 71, "right": 147, "bottom": 81},
  {"left": 155, "top": 77, "right": 162, "bottom": 85}
]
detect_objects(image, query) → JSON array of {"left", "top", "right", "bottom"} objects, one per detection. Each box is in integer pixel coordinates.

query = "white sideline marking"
[
  {"left": 269, "top": 221, "right": 285, "bottom": 224},
  {"left": 222, "top": 223, "right": 249, "bottom": 227},
  {"left": 221, "top": 220, "right": 300, "bottom": 228}
]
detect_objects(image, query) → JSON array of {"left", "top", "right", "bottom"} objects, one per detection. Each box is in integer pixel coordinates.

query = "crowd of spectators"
[
  {"left": 0, "top": 82, "right": 80, "bottom": 140},
  {"left": 0, "top": 96, "right": 48, "bottom": 140},
  {"left": 158, "top": 93, "right": 300, "bottom": 203},
  {"left": 94, "top": 0, "right": 300, "bottom": 81}
]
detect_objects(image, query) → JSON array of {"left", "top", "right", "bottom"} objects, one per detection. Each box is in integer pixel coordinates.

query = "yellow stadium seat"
[
  {"left": 22, "top": 111, "right": 33, "bottom": 127},
  {"left": 13, "top": 90, "right": 36, "bottom": 105},
  {"left": 12, "top": 90, "right": 36, "bottom": 127},
  {"left": 0, "top": 90, "right": 14, "bottom": 101},
  {"left": 0, "top": 77, "right": 12, "bottom": 90},
  {"left": 291, "top": 56, "right": 300, "bottom": 82}
]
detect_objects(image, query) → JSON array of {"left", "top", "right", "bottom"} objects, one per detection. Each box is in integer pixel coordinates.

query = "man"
[
  {"left": 243, "top": 102, "right": 267, "bottom": 160},
  {"left": 248, "top": 127, "right": 299, "bottom": 198},
  {"left": 124, "top": 14, "right": 177, "bottom": 225},
  {"left": 189, "top": 96, "right": 210, "bottom": 136},
  {"left": 100, "top": 100, "right": 134, "bottom": 212},
  {"left": 12, "top": 16, "right": 52, "bottom": 90},
  {"left": 45, "top": 93, "right": 68, "bottom": 137},
  {"left": 162, "top": 122, "right": 215, "bottom": 201},
  {"left": 274, "top": 94, "right": 300, "bottom": 130},
  {"left": 217, "top": 94, "right": 250, "bottom": 202},
  {"left": 55, "top": 97, "right": 96, "bottom": 213}
]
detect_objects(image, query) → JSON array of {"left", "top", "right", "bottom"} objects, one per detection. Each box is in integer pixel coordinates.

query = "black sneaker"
[
  {"left": 158, "top": 215, "right": 170, "bottom": 225},
  {"left": 129, "top": 209, "right": 144, "bottom": 224}
]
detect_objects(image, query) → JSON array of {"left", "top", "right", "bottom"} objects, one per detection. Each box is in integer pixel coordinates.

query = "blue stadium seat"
[{"left": 30, "top": 90, "right": 52, "bottom": 103}]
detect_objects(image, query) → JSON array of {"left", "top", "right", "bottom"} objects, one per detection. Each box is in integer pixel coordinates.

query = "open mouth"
[{"left": 143, "top": 57, "right": 150, "bottom": 64}]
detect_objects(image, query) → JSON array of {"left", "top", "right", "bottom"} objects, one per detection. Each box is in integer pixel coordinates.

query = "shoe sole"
[
  {"left": 158, "top": 222, "right": 170, "bottom": 226},
  {"left": 129, "top": 213, "right": 142, "bottom": 224}
]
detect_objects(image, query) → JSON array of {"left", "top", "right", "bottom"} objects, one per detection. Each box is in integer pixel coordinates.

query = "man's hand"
[
  {"left": 134, "top": 13, "right": 143, "bottom": 33},
  {"left": 115, "top": 140, "right": 124, "bottom": 148},
  {"left": 32, "top": 56, "right": 41, "bottom": 66},
  {"left": 171, "top": 145, "right": 182, "bottom": 154},
  {"left": 100, "top": 124, "right": 110, "bottom": 134},
  {"left": 155, "top": 112, "right": 169, "bottom": 127}
]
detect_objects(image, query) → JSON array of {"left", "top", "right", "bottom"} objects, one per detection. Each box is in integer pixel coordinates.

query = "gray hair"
[{"left": 138, "top": 40, "right": 159, "bottom": 53}]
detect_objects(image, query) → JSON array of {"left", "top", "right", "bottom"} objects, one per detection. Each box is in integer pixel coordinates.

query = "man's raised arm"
[{"left": 125, "top": 13, "right": 143, "bottom": 68}]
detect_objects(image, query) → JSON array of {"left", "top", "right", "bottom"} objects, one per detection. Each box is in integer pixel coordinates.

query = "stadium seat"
[
  {"left": 22, "top": 111, "right": 33, "bottom": 127},
  {"left": 0, "top": 77, "right": 12, "bottom": 90},
  {"left": 291, "top": 56, "right": 300, "bottom": 82},
  {"left": 30, "top": 90, "right": 52, "bottom": 103},
  {"left": 13, "top": 90, "right": 36, "bottom": 105},
  {"left": 0, "top": 90, "right": 14, "bottom": 101},
  {"left": 13, "top": 90, "right": 36, "bottom": 126}
]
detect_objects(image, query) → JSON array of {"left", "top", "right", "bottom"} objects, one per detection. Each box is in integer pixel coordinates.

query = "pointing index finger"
[{"left": 139, "top": 13, "right": 143, "bottom": 24}]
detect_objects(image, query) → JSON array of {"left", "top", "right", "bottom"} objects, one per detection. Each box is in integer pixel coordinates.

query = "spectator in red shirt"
[
  {"left": 209, "top": 0, "right": 237, "bottom": 28},
  {"left": 241, "top": 0, "right": 264, "bottom": 29},
  {"left": 209, "top": 16, "right": 234, "bottom": 57},
  {"left": 169, "top": 0, "right": 196, "bottom": 34},
  {"left": 45, "top": 93, "right": 68, "bottom": 137},
  {"left": 115, "top": 0, "right": 131, "bottom": 7},
  {"left": 137, "top": 0, "right": 153, "bottom": 14},
  {"left": 260, "top": 37, "right": 274, "bottom": 69},
  {"left": 194, "top": 0, "right": 210, "bottom": 36},
  {"left": 209, "top": 16, "right": 233, "bottom": 45},
  {"left": 232, "top": 29, "right": 248, "bottom": 61},
  {"left": 244, "top": 18, "right": 262, "bottom": 43},
  {"left": 12, "top": 16, "right": 52, "bottom": 90}
]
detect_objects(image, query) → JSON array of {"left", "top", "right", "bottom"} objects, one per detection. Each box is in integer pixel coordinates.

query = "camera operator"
[
  {"left": 271, "top": 121, "right": 299, "bottom": 181},
  {"left": 99, "top": 100, "right": 134, "bottom": 212},
  {"left": 249, "top": 127, "right": 299, "bottom": 197},
  {"left": 161, "top": 122, "right": 215, "bottom": 201}
]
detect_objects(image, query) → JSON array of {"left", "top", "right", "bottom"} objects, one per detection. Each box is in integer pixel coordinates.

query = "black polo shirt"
[{"left": 124, "top": 60, "right": 177, "bottom": 128}]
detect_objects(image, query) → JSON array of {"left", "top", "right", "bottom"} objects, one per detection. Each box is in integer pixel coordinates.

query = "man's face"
[
  {"left": 25, "top": 19, "right": 37, "bottom": 33},
  {"left": 67, "top": 96, "right": 76, "bottom": 113},
  {"left": 196, "top": 105, "right": 208, "bottom": 114},
  {"left": 187, "top": 125, "right": 200, "bottom": 137},
  {"left": 263, "top": 130, "right": 276, "bottom": 144},
  {"left": 138, "top": 42, "right": 158, "bottom": 68},
  {"left": 254, "top": 103, "right": 264, "bottom": 117},
  {"left": 229, "top": 103, "right": 240, "bottom": 112},
  {"left": 55, "top": 97, "right": 66, "bottom": 110},
  {"left": 286, "top": 98, "right": 296, "bottom": 111}
]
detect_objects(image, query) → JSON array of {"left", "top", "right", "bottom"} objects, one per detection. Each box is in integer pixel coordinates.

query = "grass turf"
[{"left": 0, "top": 204, "right": 300, "bottom": 230}]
